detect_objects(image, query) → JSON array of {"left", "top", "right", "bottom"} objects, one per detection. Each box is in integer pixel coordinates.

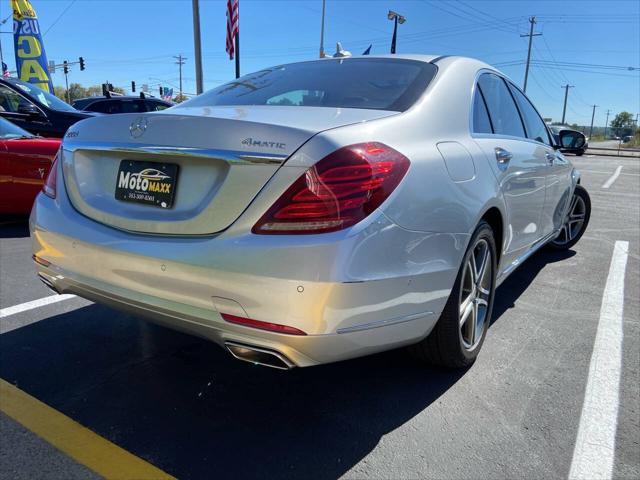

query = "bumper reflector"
[{"left": 221, "top": 313, "right": 307, "bottom": 336}]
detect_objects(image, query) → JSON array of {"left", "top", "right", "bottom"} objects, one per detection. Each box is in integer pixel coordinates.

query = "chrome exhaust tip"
[
  {"left": 37, "top": 273, "right": 60, "bottom": 295},
  {"left": 225, "top": 341, "right": 294, "bottom": 370}
]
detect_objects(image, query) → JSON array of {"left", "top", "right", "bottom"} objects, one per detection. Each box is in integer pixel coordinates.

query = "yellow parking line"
[{"left": 0, "top": 379, "right": 176, "bottom": 480}]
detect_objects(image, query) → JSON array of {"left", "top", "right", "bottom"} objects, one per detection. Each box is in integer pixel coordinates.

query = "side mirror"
[
  {"left": 17, "top": 103, "right": 42, "bottom": 118},
  {"left": 557, "top": 130, "right": 586, "bottom": 152}
]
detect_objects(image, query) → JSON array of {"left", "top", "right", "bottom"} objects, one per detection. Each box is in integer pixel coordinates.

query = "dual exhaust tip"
[{"left": 225, "top": 341, "right": 294, "bottom": 370}]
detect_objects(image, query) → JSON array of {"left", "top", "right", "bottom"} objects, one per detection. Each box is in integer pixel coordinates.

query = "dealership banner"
[{"left": 12, "top": 0, "right": 54, "bottom": 92}]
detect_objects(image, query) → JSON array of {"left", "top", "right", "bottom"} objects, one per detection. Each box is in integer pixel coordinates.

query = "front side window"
[
  {"left": 0, "top": 84, "right": 33, "bottom": 113},
  {"left": 177, "top": 58, "right": 438, "bottom": 112},
  {"left": 508, "top": 83, "right": 551, "bottom": 145},
  {"left": 9, "top": 78, "right": 76, "bottom": 112},
  {"left": 477, "top": 73, "right": 525, "bottom": 138}
]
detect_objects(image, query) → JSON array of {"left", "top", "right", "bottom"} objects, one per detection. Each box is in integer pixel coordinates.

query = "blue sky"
[{"left": 1, "top": 0, "right": 638, "bottom": 127}]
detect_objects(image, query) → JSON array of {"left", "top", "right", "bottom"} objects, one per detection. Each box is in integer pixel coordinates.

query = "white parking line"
[
  {"left": 0, "top": 294, "right": 76, "bottom": 319},
  {"left": 569, "top": 240, "right": 628, "bottom": 480},
  {"left": 601, "top": 166, "right": 623, "bottom": 189}
]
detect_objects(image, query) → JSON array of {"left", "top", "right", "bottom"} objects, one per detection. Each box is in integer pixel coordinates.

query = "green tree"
[
  {"left": 172, "top": 94, "right": 189, "bottom": 103},
  {"left": 610, "top": 111, "right": 635, "bottom": 136}
]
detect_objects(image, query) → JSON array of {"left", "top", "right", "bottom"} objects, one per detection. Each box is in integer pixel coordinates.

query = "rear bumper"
[{"left": 30, "top": 186, "right": 467, "bottom": 367}]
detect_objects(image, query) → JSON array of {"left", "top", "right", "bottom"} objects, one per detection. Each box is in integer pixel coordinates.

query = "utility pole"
[
  {"left": 192, "top": 0, "right": 204, "bottom": 94},
  {"left": 174, "top": 54, "right": 186, "bottom": 98},
  {"left": 604, "top": 109, "right": 611, "bottom": 138},
  {"left": 561, "top": 84, "right": 573, "bottom": 124},
  {"left": 319, "top": 0, "right": 326, "bottom": 58},
  {"left": 589, "top": 105, "right": 598, "bottom": 138},
  {"left": 521, "top": 16, "right": 542, "bottom": 93}
]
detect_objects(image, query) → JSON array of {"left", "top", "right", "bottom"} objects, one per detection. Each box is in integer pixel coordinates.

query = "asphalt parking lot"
[{"left": 0, "top": 154, "right": 638, "bottom": 480}]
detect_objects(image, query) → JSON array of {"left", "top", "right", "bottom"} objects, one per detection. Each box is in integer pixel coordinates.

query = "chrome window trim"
[{"left": 469, "top": 69, "right": 553, "bottom": 150}]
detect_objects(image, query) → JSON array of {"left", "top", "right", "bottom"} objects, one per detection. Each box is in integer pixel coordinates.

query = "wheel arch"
[{"left": 479, "top": 206, "right": 504, "bottom": 265}]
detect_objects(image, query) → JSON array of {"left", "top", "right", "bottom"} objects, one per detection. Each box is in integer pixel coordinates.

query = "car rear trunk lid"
[{"left": 61, "top": 106, "right": 397, "bottom": 235}]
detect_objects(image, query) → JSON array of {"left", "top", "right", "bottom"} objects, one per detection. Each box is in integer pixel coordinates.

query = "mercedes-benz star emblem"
[{"left": 129, "top": 117, "right": 148, "bottom": 138}]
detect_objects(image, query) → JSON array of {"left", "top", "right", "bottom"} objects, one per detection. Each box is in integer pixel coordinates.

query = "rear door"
[
  {"left": 471, "top": 73, "right": 548, "bottom": 262},
  {"left": 506, "top": 82, "right": 572, "bottom": 236}
]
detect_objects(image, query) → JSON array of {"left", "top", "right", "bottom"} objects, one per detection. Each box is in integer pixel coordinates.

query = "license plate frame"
[{"left": 114, "top": 160, "right": 179, "bottom": 209}]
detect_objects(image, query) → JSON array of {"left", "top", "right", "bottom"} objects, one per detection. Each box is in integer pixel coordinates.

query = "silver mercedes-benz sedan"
[{"left": 31, "top": 55, "right": 590, "bottom": 369}]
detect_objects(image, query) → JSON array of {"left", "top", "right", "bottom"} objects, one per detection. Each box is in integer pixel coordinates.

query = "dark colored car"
[
  {"left": 548, "top": 125, "right": 587, "bottom": 156},
  {"left": 0, "top": 77, "right": 97, "bottom": 138},
  {"left": 72, "top": 95, "right": 172, "bottom": 114},
  {"left": 0, "top": 117, "right": 60, "bottom": 214}
]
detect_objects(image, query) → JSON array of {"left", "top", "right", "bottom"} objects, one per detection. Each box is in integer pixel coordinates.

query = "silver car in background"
[{"left": 31, "top": 55, "right": 590, "bottom": 369}]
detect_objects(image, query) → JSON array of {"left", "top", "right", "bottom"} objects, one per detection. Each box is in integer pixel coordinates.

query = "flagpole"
[{"left": 234, "top": 30, "right": 240, "bottom": 78}]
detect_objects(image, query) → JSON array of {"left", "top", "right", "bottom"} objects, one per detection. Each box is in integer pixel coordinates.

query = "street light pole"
[
  {"left": 319, "top": 0, "right": 326, "bottom": 58},
  {"left": 589, "top": 104, "right": 598, "bottom": 139},
  {"left": 604, "top": 109, "right": 611, "bottom": 138},
  {"left": 388, "top": 10, "right": 406, "bottom": 54},
  {"left": 192, "top": 0, "right": 204, "bottom": 94},
  {"left": 561, "top": 84, "right": 573, "bottom": 124},
  {"left": 521, "top": 16, "right": 541, "bottom": 93}
]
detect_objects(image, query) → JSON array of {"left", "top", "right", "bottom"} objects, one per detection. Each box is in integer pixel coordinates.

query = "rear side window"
[
  {"left": 148, "top": 101, "right": 170, "bottom": 111},
  {"left": 177, "top": 58, "right": 438, "bottom": 112},
  {"left": 86, "top": 100, "right": 118, "bottom": 114},
  {"left": 119, "top": 101, "right": 145, "bottom": 113},
  {"left": 507, "top": 83, "right": 551, "bottom": 145},
  {"left": 477, "top": 73, "right": 525, "bottom": 138},
  {"left": 472, "top": 87, "right": 493, "bottom": 134}
]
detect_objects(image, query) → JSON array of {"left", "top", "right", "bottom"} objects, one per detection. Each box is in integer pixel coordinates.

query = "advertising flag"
[{"left": 12, "top": 0, "right": 54, "bottom": 92}]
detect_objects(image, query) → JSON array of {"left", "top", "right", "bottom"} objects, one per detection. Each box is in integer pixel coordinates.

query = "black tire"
[
  {"left": 575, "top": 150, "right": 585, "bottom": 156},
  {"left": 409, "top": 221, "right": 497, "bottom": 368},
  {"left": 548, "top": 185, "right": 591, "bottom": 250}
]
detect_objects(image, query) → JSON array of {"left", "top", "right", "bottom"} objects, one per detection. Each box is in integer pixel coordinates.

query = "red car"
[{"left": 0, "top": 117, "right": 60, "bottom": 215}]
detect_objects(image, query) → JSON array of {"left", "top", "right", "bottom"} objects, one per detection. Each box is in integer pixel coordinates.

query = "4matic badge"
[{"left": 241, "top": 137, "right": 286, "bottom": 150}]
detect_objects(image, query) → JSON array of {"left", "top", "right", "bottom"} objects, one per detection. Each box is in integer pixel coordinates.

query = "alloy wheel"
[
  {"left": 459, "top": 238, "right": 492, "bottom": 351},
  {"left": 552, "top": 193, "right": 587, "bottom": 246}
]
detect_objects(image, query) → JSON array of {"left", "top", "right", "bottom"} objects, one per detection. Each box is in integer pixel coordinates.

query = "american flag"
[{"left": 226, "top": 0, "right": 239, "bottom": 60}]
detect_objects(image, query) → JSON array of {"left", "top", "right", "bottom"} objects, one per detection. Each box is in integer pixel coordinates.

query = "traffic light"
[
  {"left": 159, "top": 86, "right": 163, "bottom": 96},
  {"left": 79, "top": 57, "right": 85, "bottom": 71},
  {"left": 63, "top": 60, "right": 68, "bottom": 74},
  {"left": 131, "top": 81, "right": 136, "bottom": 92}
]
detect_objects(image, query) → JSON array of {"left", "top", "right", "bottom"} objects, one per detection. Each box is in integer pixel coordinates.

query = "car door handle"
[
  {"left": 545, "top": 152, "right": 555, "bottom": 165},
  {"left": 494, "top": 147, "right": 512, "bottom": 165}
]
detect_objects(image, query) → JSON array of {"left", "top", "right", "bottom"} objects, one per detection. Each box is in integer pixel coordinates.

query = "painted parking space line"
[
  {"left": 601, "top": 166, "right": 623, "bottom": 189},
  {"left": 0, "top": 294, "right": 76, "bottom": 319},
  {"left": 0, "top": 379, "right": 175, "bottom": 480},
  {"left": 568, "top": 240, "right": 629, "bottom": 480}
]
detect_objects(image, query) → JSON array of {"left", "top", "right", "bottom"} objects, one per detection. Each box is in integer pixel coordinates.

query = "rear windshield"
[{"left": 177, "top": 58, "right": 437, "bottom": 112}]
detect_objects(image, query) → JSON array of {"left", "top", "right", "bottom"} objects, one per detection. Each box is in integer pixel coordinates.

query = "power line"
[{"left": 43, "top": 0, "right": 78, "bottom": 36}]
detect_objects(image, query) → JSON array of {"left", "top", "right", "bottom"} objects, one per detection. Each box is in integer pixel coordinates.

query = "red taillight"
[
  {"left": 252, "top": 142, "right": 410, "bottom": 234},
  {"left": 42, "top": 153, "right": 59, "bottom": 199},
  {"left": 221, "top": 313, "right": 307, "bottom": 336}
]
